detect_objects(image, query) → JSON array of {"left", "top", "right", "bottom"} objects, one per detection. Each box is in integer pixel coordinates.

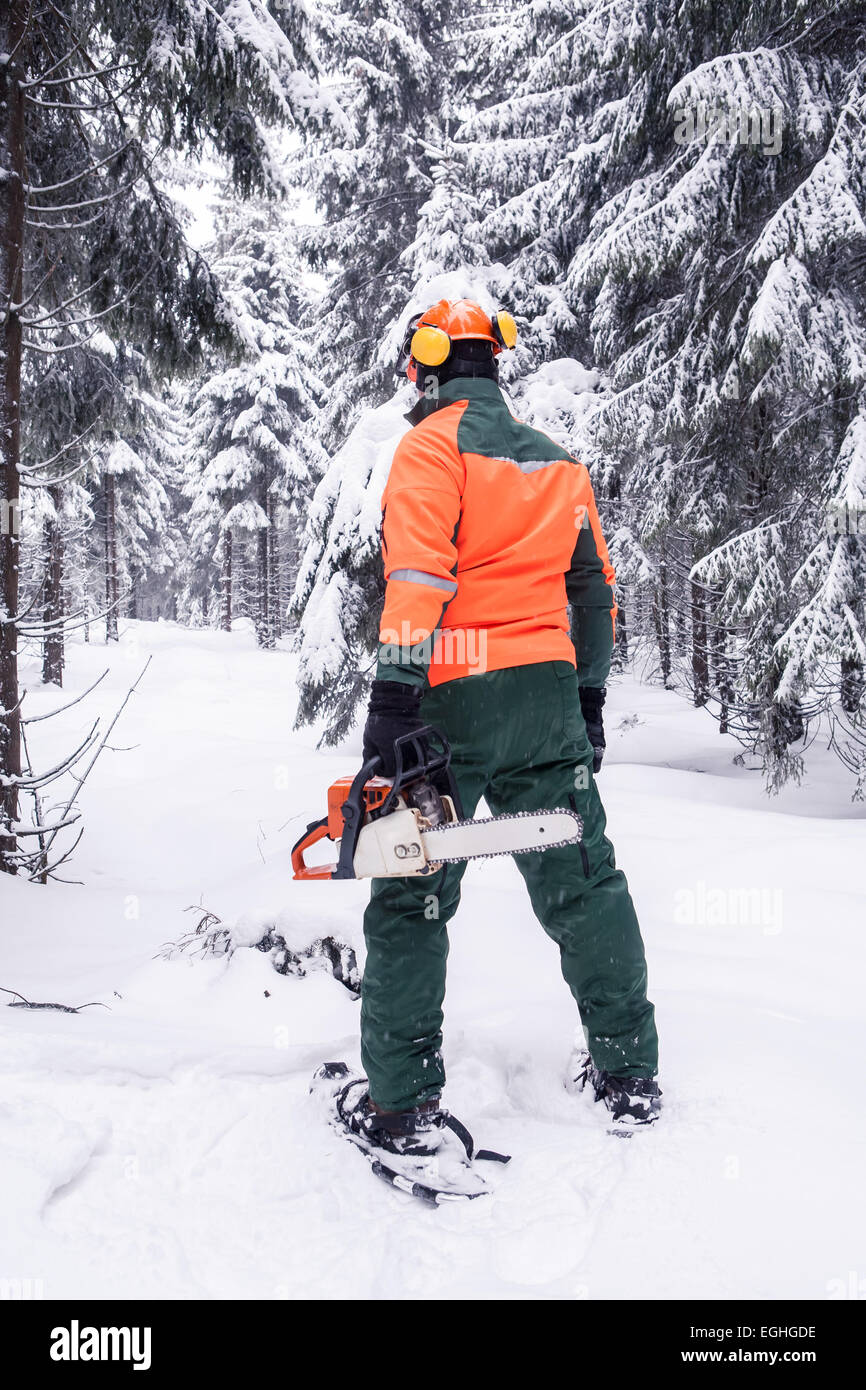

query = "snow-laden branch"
[
  {"left": 38, "top": 657, "right": 153, "bottom": 866},
  {"left": 23, "top": 74, "right": 139, "bottom": 113},
  {"left": 24, "top": 139, "right": 136, "bottom": 194},
  {"left": 21, "top": 61, "right": 136, "bottom": 90},
  {"left": 21, "top": 271, "right": 109, "bottom": 325},
  {"left": 20, "top": 668, "right": 109, "bottom": 725}
]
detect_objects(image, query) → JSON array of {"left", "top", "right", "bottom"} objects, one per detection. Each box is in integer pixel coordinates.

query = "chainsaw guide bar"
[{"left": 419, "top": 808, "right": 582, "bottom": 864}]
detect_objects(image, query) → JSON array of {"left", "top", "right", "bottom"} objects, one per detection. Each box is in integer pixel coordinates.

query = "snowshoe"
[
  {"left": 311, "top": 1062, "right": 510, "bottom": 1205},
  {"left": 568, "top": 1049, "right": 662, "bottom": 1134}
]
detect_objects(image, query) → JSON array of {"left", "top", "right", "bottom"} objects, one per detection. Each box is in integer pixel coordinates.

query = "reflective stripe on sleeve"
[{"left": 388, "top": 568, "right": 458, "bottom": 594}]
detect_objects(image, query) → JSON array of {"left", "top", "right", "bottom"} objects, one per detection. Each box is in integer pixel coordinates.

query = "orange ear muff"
[
  {"left": 491, "top": 310, "right": 518, "bottom": 350},
  {"left": 410, "top": 323, "right": 452, "bottom": 367}
]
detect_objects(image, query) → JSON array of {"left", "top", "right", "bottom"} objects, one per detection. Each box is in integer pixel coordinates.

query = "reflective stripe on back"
[{"left": 498, "top": 456, "right": 564, "bottom": 475}]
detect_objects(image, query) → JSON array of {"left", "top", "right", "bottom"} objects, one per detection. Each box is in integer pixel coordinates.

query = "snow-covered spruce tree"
[
  {"left": 1, "top": 0, "right": 339, "bottom": 873},
  {"left": 185, "top": 201, "right": 324, "bottom": 647},
  {"left": 19, "top": 330, "right": 189, "bottom": 668},
  {"left": 19, "top": 329, "right": 125, "bottom": 682},
  {"left": 293, "top": 139, "right": 500, "bottom": 740},
  {"left": 457, "top": 0, "right": 622, "bottom": 360},
  {"left": 297, "top": 0, "right": 472, "bottom": 447},
  {"left": 94, "top": 427, "right": 182, "bottom": 642},
  {"left": 454, "top": 0, "right": 668, "bottom": 672},
  {"left": 460, "top": 0, "right": 866, "bottom": 786},
  {"left": 559, "top": 0, "right": 866, "bottom": 787},
  {"left": 130, "top": 387, "right": 190, "bottom": 624}
]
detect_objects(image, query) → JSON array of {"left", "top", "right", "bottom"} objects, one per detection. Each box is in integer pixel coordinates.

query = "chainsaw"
[{"left": 292, "top": 726, "right": 582, "bottom": 881}]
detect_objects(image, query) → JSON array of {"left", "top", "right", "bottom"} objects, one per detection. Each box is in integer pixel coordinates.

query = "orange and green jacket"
[{"left": 376, "top": 375, "right": 617, "bottom": 689}]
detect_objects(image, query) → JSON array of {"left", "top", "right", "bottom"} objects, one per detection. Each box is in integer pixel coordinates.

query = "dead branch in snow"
[{"left": 0, "top": 984, "right": 109, "bottom": 1012}]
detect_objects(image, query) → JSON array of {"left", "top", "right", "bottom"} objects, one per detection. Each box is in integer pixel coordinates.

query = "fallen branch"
[{"left": 0, "top": 985, "right": 109, "bottom": 1013}]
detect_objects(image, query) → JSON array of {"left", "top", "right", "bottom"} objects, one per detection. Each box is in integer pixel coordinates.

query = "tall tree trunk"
[
  {"left": 283, "top": 518, "right": 300, "bottom": 634},
  {"left": 652, "top": 544, "right": 672, "bottom": 687},
  {"left": 0, "top": 6, "right": 27, "bottom": 871},
  {"left": 220, "top": 528, "right": 233, "bottom": 631},
  {"left": 613, "top": 597, "right": 628, "bottom": 669},
  {"left": 256, "top": 521, "right": 272, "bottom": 649},
  {"left": 713, "top": 623, "right": 731, "bottom": 735},
  {"left": 690, "top": 577, "right": 709, "bottom": 707},
  {"left": 104, "top": 474, "right": 119, "bottom": 641},
  {"left": 242, "top": 538, "right": 256, "bottom": 621},
  {"left": 673, "top": 544, "right": 688, "bottom": 656},
  {"left": 840, "top": 656, "right": 864, "bottom": 715},
  {"left": 267, "top": 492, "right": 281, "bottom": 644},
  {"left": 42, "top": 485, "right": 65, "bottom": 686}
]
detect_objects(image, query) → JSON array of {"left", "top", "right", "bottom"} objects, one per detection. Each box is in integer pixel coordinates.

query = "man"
[{"left": 348, "top": 298, "right": 659, "bottom": 1166}]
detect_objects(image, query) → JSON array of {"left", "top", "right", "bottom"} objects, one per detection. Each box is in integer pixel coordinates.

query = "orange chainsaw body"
[
  {"left": 293, "top": 776, "right": 393, "bottom": 880},
  {"left": 328, "top": 775, "right": 390, "bottom": 837}
]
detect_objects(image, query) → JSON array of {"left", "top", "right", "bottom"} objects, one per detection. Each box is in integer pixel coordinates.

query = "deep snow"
[{"left": 1, "top": 619, "right": 864, "bottom": 1300}]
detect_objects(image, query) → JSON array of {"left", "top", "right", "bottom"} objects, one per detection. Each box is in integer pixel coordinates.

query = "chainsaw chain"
[{"left": 422, "top": 808, "right": 583, "bottom": 864}]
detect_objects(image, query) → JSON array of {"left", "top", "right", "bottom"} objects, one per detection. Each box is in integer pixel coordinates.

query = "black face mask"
[
  {"left": 438, "top": 355, "right": 499, "bottom": 384},
  {"left": 438, "top": 339, "right": 499, "bottom": 384}
]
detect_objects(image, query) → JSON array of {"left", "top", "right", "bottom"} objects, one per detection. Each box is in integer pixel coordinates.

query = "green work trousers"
[{"left": 360, "top": 660, "right": 658, "bottom": 1110}]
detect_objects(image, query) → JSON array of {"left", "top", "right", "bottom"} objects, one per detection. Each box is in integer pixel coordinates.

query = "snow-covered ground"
[{"left": 2, "top": 620, "right": 864, "bottom": 1300}]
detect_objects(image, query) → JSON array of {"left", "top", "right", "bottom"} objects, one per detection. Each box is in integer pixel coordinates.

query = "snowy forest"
[
  {"left": 2, "top": 0, "right": 865, "bottom": 881},
  {"left": 3, "top": 0, "right": 866, "bottom": 1311}
]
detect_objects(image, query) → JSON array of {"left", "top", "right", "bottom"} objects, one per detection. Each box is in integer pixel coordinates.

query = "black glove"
[
  {"left": 362, "top": 679, "right": 425, "bottom": 777},
  {"left": 579, "top": 686, "right": 606, "bottom": 774}
]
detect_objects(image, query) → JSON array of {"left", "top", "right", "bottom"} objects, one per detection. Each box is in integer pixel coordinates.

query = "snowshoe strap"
[
  {"left": 335, "top": 1080, "right": 510, "bottom": 1164},
  {"left": 364, "top": 1103, "right": 441, "bottom": 1138},
  {"left": 444, "top": 1114, "right": 510, "bottom": 1165},
  {"left": 335, "top": 1078, "right": 369, "bottom": 1127}
]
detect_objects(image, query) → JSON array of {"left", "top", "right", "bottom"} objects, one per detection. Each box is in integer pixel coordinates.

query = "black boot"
[
  {"left": 340, "top": 1079, "right": 447, "bottom": 1159},
  {"left": 570, "top": 1050, "right": 662, "bottom": 1126},
  {"left": 311, "top": 1063, "right": 511, "bottom": 1203}
]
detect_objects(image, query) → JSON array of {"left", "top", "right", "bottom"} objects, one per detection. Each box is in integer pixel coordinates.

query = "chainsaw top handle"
[
  {"left": 333, "top": 725, "right": 462, "bottom": 880},
  {"left": 380, "top": 725, "right": 456, "bottom": 816}
]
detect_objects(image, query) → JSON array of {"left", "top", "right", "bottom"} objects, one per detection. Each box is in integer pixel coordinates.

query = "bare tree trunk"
[
  {"left": 220, "top": 528, "right": 233, "bottom": 631},
  {"left": 104, "top": 474, "right": 119, "bottom": 641},
  {"left": 713, "top": 623, "right": 731, "bottom": 734},
  {"left": 42, "top": 486, "right": 65, "bottom": 686},
  {"left": 0, "top": 6, "right": 27, "bottom": 871},
  {"left": 283, "top": 517, "right": 300, "bottom": 634},
  {"left": 241, "top": 538, "right": 256, "bottom": 621},
  {"left": 267, "top": 492, "right": 281, "bottom": 643},
  {"left": 673, "top": 544, "right": 688, "bottom": 657},
  {"left": 256, "top": 521, "right": 272, "bottom": 649},
  {"left": 690, "top": 576, "right": 709, "bottom": 707},
  {"left": 652, "top": 544, "right": 672, "bottom": 687},
  {"left": 841, "top": 656, "right": 864, "bottom": 715},
  {"left": 614, "top": 596, "right": 628, "bottom": 668}
]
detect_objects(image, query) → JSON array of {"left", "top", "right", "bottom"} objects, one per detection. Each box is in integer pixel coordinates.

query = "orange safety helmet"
[{"left": 399, "top": 298, "right": 518, "bottom": 384}]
